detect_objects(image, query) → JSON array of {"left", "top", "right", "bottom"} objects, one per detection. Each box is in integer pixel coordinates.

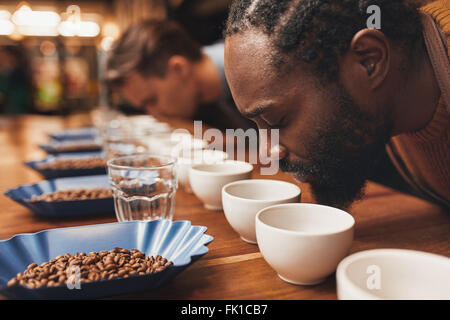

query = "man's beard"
[{"left": 280, "top": 85, "right": 393, "bottom": 209}]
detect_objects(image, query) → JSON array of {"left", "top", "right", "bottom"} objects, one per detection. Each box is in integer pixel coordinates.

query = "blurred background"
[
  {"left": 0, "top": 0, "right": 434, "bottom": 116},
  {"left": 0, "top": 0, "right": 232, "bottom": 115}
]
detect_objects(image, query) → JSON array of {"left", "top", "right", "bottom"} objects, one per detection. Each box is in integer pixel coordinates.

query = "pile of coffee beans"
[
  {"left": 36, "top": 158, "right": 106, "bottom": 170},
  {"left": 52, "top": 142, "right": 102, "bottom": 152},
  {"left": 7, "top": 248, "right": 173, "bottom": 289},
  {"left": 29, "top": 188, "right": 112, "bottom": 202}
]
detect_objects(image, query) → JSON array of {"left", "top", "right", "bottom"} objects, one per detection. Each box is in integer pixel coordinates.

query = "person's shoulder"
[{"left": 421, "top": 0, "right": 450, "bottom": 35}]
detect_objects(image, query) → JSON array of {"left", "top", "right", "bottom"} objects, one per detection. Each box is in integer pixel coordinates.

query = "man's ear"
[
  {"left": 349, "top": 29, "right": 391, "bottom": 89},
  {"left": 167, "top": 55, "right": 192, "bottom": 79}
]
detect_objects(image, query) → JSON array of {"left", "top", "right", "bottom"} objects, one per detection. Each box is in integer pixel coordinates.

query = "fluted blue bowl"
[
  {"left": 39, "top": 139, "right": 103, "bottom": 154},
  {"left": 4, "top": 175, "right": 114, "bottom": 218},
  {"left": 0, "top": 220, "right": 213, "bottom": 299},
  {"left": 25, "top": 152, "right": 106, "bottom": 179},
  {"left": 48, "top": 128, "right": 99, "bottom": 141}
]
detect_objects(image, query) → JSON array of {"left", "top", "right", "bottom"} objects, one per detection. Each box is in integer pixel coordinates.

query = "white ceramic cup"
[
  {"left": 255, "top": 203, "right": 355, "bottom": 285},
  {"left": 178, "top": 149, "right": 229, "bottom": 193},
  {"left": 336, "top": 249, "right": 450, "bottom": 300},
  {"left": 148, "top": 132, "right": 206, "bottom": 156},
  {"left": 189, "top": 160, "right": 253, "bottom": 210},
  {"left": 222, "top": 179, "right": 301, "bottom": 244}
]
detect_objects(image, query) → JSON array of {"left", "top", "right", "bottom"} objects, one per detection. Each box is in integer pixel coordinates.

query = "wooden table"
[{"left": 0, "top": 115, "right": 448, "bottom": 300}]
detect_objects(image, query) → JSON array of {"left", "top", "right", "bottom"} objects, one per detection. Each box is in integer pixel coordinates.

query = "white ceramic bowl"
[
  {"left": 222, "top": 179, "right": 301, "bottom": 244},
  {"left": 160, "top": 138, "right": 206, "bottom": 157},
  {"left": 336, "top": 249, "right": 450, "bottom": 300},
  {"left": 178, "top": 149, "right": 228, "bottom": 193},
  {"left": 148, "top": 133, "right": 207, "bottom": 156},
  {"left": 255, "top": 203, "right": 354, "bottom": 285},
  {"left": 127, "top": 115, "right": 157, "bottom": 122},
  {"left": 189, "top": 160, "right": 253, "bottom": 210}
]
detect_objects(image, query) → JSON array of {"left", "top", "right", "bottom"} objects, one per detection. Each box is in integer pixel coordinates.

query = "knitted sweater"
[{"left": 387, "top": 0, "right": 449, "bottom": 207}]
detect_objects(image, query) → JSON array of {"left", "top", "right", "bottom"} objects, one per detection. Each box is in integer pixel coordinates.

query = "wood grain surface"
[{"left": 0, "top": 115, "right": 448, "bottom": 300}]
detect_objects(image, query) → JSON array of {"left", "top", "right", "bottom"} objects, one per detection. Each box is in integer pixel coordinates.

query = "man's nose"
[
  {"left": 268, "top": 144, "right": 288, "bottom": 159},
  {"left": 258, "top": 129, "right": 288, "bottom": 160}
]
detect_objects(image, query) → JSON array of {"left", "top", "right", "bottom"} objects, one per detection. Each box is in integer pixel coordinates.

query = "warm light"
[
  {"left": 0, "top": 10, "right": 14, "bottom": 36},
  {"left": 58, "top": 5, "right": 100, "bottom": 37},
  {"left": 40, "top": 40, "right": 56, "bottom": 56},
  {"left": 0, "top": 10, "right": 11, "bottom": 20},
  {"left": 16, "top": 3, "right": 31, "bottom": 13},
  {"left": 17, "top": 26, "right": 59, "bottom": 36},
  {"left": 77, "top": 21, "right": 100, "bottom": 37},
  {"left": 12, "top": 8, "right": 60, "bottom": 27},
  {"left": 100, "top": 36, "right": 115, "bottom": 51},
  {"left": 11, "top": 4, "right": 60, "bottom": 36},
  {"left": 8, "top": 29, "right": 23, "bottom": 41},
  {"left": 58, "top": 20, "right": 100, "bottom": 37},
  {"left": 58, "top": 21, "right": 79, "bottom": 36},
  {"left": 0, "top": 20, "right": 14, "bottom": 35},
  {"left": 102, "top": 22, "right": 120, "bottom": 40}
]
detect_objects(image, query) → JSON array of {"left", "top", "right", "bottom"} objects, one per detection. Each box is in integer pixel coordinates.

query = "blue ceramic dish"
[
  {"left": 25, "top": 152, "right": 106, "bottom": 179},
  {"left": 48, "top": 128, "right": 99, "bottom": 141},
  {"left": 4, "top": 175, "right": 114, "bottom": 218},
  {"left": 0, "top": 220, "right": 213, "bottom": 299},
  {"left": 39, "top": 139, "right": 103, "bottom": 154}
]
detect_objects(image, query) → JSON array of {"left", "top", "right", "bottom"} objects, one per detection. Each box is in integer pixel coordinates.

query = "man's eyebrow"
[{"left": 242, "top": 104, "right": 273, "bottom": 118}]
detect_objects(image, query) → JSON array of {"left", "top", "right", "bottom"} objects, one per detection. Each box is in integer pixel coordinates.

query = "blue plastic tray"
[
  {"left": 39, "top": 139, "right": 103, "bottom": 154},
  {"left": 48, "top": 128, "right": 99, "bottom": 141},
  {"left": 25, "top": 152, "right": 106, "bottom": 179},
  {"left": 4, "top": 175, "right": 114, "bottom": 218},
  {"left": 0, "top": 220, "right": 213, "bottom": 299}
]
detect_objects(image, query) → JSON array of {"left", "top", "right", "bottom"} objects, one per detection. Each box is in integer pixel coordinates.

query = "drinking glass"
[
  {"left": 103, "top": 134, "right": 149, "bottom": 160},
  {"left": 107, "top": 155, "right": 177, "bottom": 221},
  {"left": 101, "top": 118, "right": 172, "bottom": 159}
]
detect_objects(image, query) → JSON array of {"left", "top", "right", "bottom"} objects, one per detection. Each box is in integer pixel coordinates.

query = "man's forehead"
[
  {"left": 224, "top": 30, "right": 292, "bottom": 105},
  {"left": 119, "top": 74, "right": 156, "bottom": 106},
  {"left": 225, "top": 30, "right": 274, "bottom": 70},
  {"left": 122, "top": 73, "right": 154, "bottom": 92}
]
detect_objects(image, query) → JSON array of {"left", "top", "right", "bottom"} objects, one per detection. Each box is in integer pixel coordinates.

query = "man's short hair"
[
  {"left": 225, "top": 0, "right": 423, "bottom": 81},
  {"left": 106, "top": 19, "right": 202, "bottom": 87}
]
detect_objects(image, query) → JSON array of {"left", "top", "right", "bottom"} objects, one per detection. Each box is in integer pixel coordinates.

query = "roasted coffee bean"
[
  {"left": 7, "top": 278, "right": 17, "bottom": 287},
  {"left": 46, "top": 142, "right": 102, "bottom": 153},
  {"left": 7, "top": 248, "right": 172, "bottom": 289},
  {"left": 105, "top": 264, "right": 115, "bottom": 271},
  {"left": 132, "top": 252, "right": 145, "bottom": 259},
  {"left": 29, "top": 188, "right": 112, "bottom": 202},
  {"left": 48, "top": 274, "right": 58, "bottom": 281},
  {"left": 131, "top": 263, "right": 140, "bottom": 269},
  {"left": 28, "top": 263, "right": 38, "bottom": 269}
]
